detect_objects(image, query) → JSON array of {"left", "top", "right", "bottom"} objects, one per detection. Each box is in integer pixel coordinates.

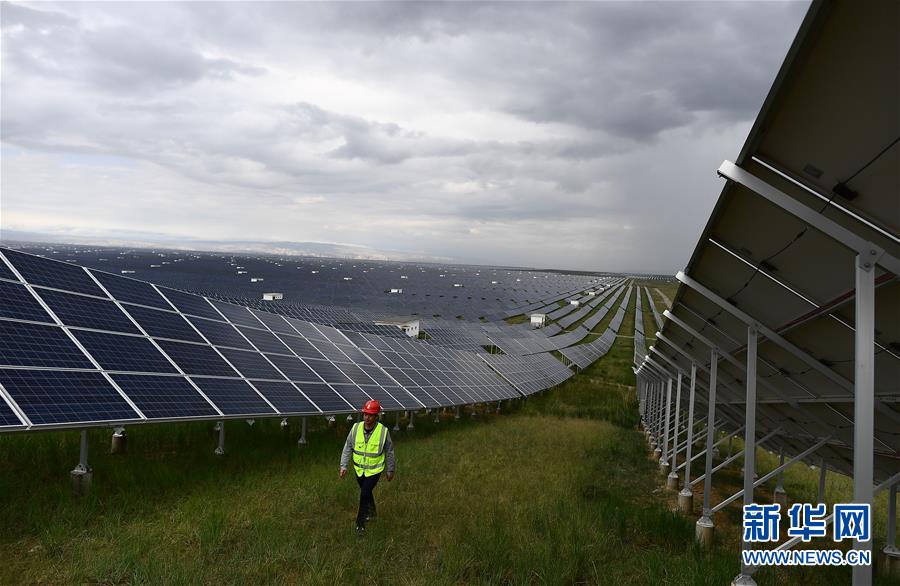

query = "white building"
[
  {"left": 530, "top": 313, "right": 548, "bottom": 328},
  {"left": 374, "top": 317, "right": 420, "bottom": 337},
  {"left": 262, "top": 292, "right": 283, "bottom": 301}
]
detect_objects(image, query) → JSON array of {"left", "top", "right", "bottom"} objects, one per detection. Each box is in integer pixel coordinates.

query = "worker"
[{"left": 339, "top": 400, "right": 395, "bottom": 536}]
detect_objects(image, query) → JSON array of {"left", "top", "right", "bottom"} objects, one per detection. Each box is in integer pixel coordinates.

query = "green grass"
[
  {"left": 504, "top": 314, "right": 528, "bottom": 325},
  {"left": 1, "top": 308, "right": 897, "bottom": 584}
]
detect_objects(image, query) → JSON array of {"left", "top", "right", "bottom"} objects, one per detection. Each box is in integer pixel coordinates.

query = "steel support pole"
[
  {"left": 661, "top": 378, "right": 673, "bottom": 475},
  {"left": 818, "top": 458, "right": 827, "bottom": 504},
  {"left": 885, "top": 483, "right": 897, "bottom": 554},
  {"left": 455, "top": 405, "right": 461, "bottom": 420},
  {"left": 215, "top": 421, "right": 225, "bottom": 456},
  {"left": 70, "top": 429, "right": 92, "bottom": 492},
  {"left": 854, "top": 253, "right": 876, "bottom": 586},
  {"left": 668, "top": 370, "right": 683, "bottom": 489},
  {"left": 696, "top": 349, "right": 718, "bottom": 546},
  {"left": 774, "top": 446, "right": 787, "bottom": 506},
  {"left": 679, "top": 363, "right": 697, "bottom": 513},
  {"left": 393, "top": 412, "right": 401, "bottom": 431},
  {"left": 734, "top": 327, "right": 758, "bottom": 585},
  {"left": 298, "top": 416, "right": 308, "bottom": 446},
  {"left": 407, "top": 411, "right": 415, "bottom": 431}
]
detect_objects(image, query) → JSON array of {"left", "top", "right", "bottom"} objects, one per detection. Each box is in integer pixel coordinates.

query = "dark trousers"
[{"left": 355, "top": 472, "right": 381, "bottom": 527}]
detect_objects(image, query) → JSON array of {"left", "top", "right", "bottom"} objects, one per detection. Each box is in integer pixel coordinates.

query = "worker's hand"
[
  {"left": 339, "top": 468, "right": 347, "bottom": 479},
  {"left": 386, "top": 472, "right": 394, "bottom": 482}
]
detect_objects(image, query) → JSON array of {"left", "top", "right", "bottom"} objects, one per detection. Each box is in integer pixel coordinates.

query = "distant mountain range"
[{"left": 0, "top": 229, "right": 450, "bottom": 263}]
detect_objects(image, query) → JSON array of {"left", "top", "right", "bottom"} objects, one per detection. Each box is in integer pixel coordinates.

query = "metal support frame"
[
  {"left": 677, "top": 424, "right": 744, "bottom": 473},
  {"left": 696, "top": 348, "right": 718, "bottom": 545},
  {"left": 393, "top": 412, "right": 401, "bottom": 431},
  {"left": 853, "top": 253, "right": 876, "bottom": 586},
  {"left": 668, "top": 370, "right": 683, "bottom": 489},
  {"left": 712, "top": 436, "right": 829, "bottom": 515},
  {"left": 884, "top": 483, "right": 897, "bottom": 557},
  {"left": 679, "top": 363, "right": 697, "bottom": 512},
  {"left": 111, "top": 426, "right": 127, "bottom": 455},
  {"left": 661, "top": 377, "right": 673, "bottom": 473},
  {"left": 774, "top": 445, "right": 787, "bottom": 505},
  {"left": 70, "top": 429, "right": 92, "bottom": 492},
  {"left": 693, "top": 428, "right": 782, "bottom": 487},
  {"left": 734, "top": 326, "right": 759, "bottom": 585},
  {"left": 455, "top": 406, "right": 461, "bottom": 420},
  {"left": 298, "top": 416, "right": 308, "bottom": 446},
  {"left": 817, "top": 458, "right": 827, "bottom": 504},
  {"left": 215, "top": 421, "right": 225, "bottom": 456},
  {"left": 407, "top": 411, "right": 415, "bottom": 431}
]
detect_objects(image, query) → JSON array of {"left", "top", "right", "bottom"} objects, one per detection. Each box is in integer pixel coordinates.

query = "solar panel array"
[
  {"left": 633, "top": 287, "right": 646, "bottom": 364},
  {"left": 0, "top": 248, "right": 576, "bottom": 432},
  {"left": 644, "top": 286, "right": 664, "bottom": 330},
  {"left": 559, "top": 286, "right": 634, "bottom": 369},
  {"left": 636, "top": 2, "right": 897, "bottom": 580}
]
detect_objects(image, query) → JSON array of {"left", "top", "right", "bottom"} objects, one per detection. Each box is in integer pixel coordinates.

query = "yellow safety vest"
[{"left": 352, "top": 422, "right": 386, "bottom": 477}]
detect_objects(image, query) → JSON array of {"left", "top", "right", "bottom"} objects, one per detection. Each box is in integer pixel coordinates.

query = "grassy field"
[{"left": 0, "top": 293, "right": 897, "bottom": 583}]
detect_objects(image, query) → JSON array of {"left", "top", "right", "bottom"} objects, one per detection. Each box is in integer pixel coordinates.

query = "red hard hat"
[{"left": 362, "top": 400, "right": 382, "bottom": 414}]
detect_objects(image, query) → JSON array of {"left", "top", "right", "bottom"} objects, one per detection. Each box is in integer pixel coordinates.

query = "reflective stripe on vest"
[{"left": 352, "top": 422, "right": 386, "bottom": 477}]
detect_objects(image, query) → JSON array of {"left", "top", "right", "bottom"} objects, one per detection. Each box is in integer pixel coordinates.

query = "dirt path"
[{"left": 654, "top": 287, "right": 672, "bottom": 309}]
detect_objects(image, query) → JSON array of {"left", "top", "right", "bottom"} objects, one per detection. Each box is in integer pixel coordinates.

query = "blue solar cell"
[
  {"left": 383, "top": 368, "right": 416, "bottom": 387},
  {"left": 275, "top": 334, "right": 324, "bottom": 359},
  {"left": 237, "top": 327, "right": 292, "bottom": 354},
  {"left": 158, "top": 288, "right": 221, "bottom": 320},
  {"left": 309, "top": 340, "right": 348, "bottom": 363},
  {"left": 304, "top": 358, "right": 352, "bottom": 384},
  {"left": 357, "top": 385, "right": 402, "bottom": 411},
  {"left": 37, "top": 289, "right": 140, "bottom": 334},
  {"left": 359, "top": 365, "right": 394, "bottom": 386},
  {"left": 111, "top": 374, "right": 219, "bottom": 419},
  {"left": 123, "top": 305, "right": 204, "bottom": 342},
  {"left": 266, "top": 355, "right": 321, "bottom": 382},
  {"left": 0, "top": 321, "right": 94, "bottom": 369},
  {"left": 188, "top": 317, "right": 253, "bottom": 350},
  {"left": 292, "top": 383, "right": 351, "bottom": 412},
  {"left": 380, "top": 385, "right": 422, "bottom": 410},
  {"left": 329, "top": 384, "right": 372, "bottom": 412},
  {"left": 0, "top": 369, "right": 140, "bottom": 425},
  {"left": 285, "top": 319, "right": 326, "bottom": 341},
  {"left": 3, "top": 249, "right": 106, "bottom": 297},
  {"left": 249, "top": 310, "right": 295, "bottom": 334},
  {"left": 337, "top": 363, "right": 376, "bottom": 385},
  {"left": 0, "top": 281, "right": 53, "bottom": 323},
  {"left": 210, "top": 301, "right": 262, "bottom": 328},
  {"left": 156, "top": 340, "right": 238, "bottom": 376},
  {"left": 0, "top": 256, "right": 17, "bottom": 281},
  {"left": 189, "top": 378, "right": 276, "bottom": 415},
  {"left": 339, "top": 345, "right": 370, "bottom": 364},
  {"left": 250, "top": 381, "right": 319, "bottom": 414},
  {"left": 72, "top": 330, "right": 178, "bottom": 374},
  {"left": 218, "top": 348, "right": 285, "bottom": 380},
  {"left": 317, "top": 325, "right": 348, "bottom": 345},
  {"left": 91, "top": 270, "right": 171, "bottom": 309}
]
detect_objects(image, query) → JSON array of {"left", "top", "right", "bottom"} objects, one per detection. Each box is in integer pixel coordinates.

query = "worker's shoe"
[{"left": 355, "top": 525, "right": 365, "bottom": 538}]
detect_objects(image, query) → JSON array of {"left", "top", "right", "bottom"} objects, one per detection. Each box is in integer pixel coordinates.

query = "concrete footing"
[
  {"left": 653, "top": 447, "right": 662, "bottom": 460},
  {"left": 110, "top": 427, "right": 127, "bottom": 455},
  {"left": 678, "top": 490, "right": 693, "bottom": 514},
  {"left": 730, "top": 573, "right": 757, "bottom": 586},
  {"left": 880, "top": 547, "right": 900, "bottom": 577},
  {"left": 70, "top": 468, "right": 92, "bottom": 494},
  {"left": 659, "top": 461, "right": 670, "bottom": 476},
  {"left": 407, "top": 411, "right": 415, "bottom": 431},
  {"left": 773, "top": 488, "right": 788, "bottom": 507},
  {"left": 666, "top": 472, "right": 679, "bottom": 490},
  {"left": 696, "top": 516, "right": 715, "bottom": 548}
]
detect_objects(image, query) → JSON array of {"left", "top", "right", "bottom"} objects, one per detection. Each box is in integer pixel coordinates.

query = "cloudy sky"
[{"left": 1, "top": 1, "right": 809, "bottom": 273}]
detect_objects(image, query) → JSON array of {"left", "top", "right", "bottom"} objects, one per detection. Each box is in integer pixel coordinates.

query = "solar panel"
[
  {"left": 110, "top": 374, "right": 219, "bottom": 419},
  {"left": 304, "top": 358, "right": 352, "bottom": 384},
  {"left": 250, "top": 381, "right": 319, "bottom": 414},
  {"left": 155, "top": 340, "right": 238, "bottom": 377},
  {"left": 0, "top": 281, "right": 53, "bottom": 323},
  {"left": 91, "top": 271, "right": 171, "bottom": 310},
  {"left": 249, "top": 310, "right": 296, "bottom": 335},
  {"left": 0, "top": 257, "right": 17, "bottom": 281},
  {"left": 329, "top": 384, "right": 371, "bottom": 411},
  {"left": 210, "top": 300, "right": 263, "bottom": 328},
  {"left": 293, "top": 382, "right": 352, "bottom": 412},
  {"left": 123, "top": 305, "right": 204, "bottom": 343},
  {"left": 0, "top": 369, "right": 140, "bottom": 425},
  {"left": 275, "top": 334, "right": 324, "bottom": 359},
  {"left": 265, "top": 355, "right": 321, "bottom": 382},
  {"left": 0, "top": 321, "right": 95, "bottom": 369},
  {"left": 187, "top": 317, "right": 254, "bottom": 350},
  {"left": 37, "top": 289, "right": 141, "bottom": 335},
  {"left": 2, "top": 249, "right": 106, "bottom": 297},
  {"left": 189, "top": 378, "right": 277, "bottom": 416},
  {"left": 0, "top": 395, "right": 24, "bottom": 428},
  {"left": 218, "top": 348, "right": 286, "bottom": 380},
  {"left": 158, "top": 288, "right": 221, "bottom": 320},
  {"left": 237, "top": 326, "right": 292, "bottom": 354},
  {"left": 72, "top": 330, "right": 178, "bottom": 374}
]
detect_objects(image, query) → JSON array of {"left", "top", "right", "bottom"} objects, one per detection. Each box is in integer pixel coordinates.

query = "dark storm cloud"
[{"left": 1, "top": 1, "right": 810, "bottom": 272}]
